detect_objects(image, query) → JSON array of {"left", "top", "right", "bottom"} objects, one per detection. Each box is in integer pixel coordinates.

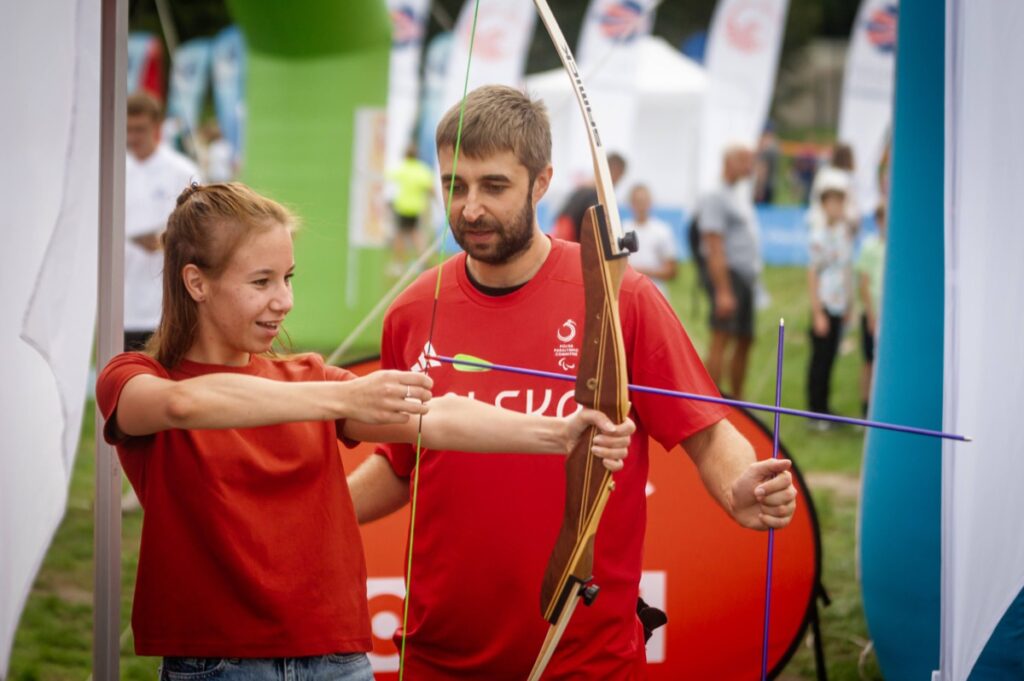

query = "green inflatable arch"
[{"left": 228, "top": 0, "right": 392, "bottom": 353}]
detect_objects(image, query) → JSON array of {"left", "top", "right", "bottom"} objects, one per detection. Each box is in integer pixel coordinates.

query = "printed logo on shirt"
[
  {"left": 554, "top": 319, "right": 580, "bottom": 371},
  {"left": 411, "top": 342, "right": 441, "bottom": 373}
]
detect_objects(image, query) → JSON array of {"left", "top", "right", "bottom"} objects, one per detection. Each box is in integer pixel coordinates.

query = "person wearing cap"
[
  {"left": 807, "top": 143, "right": 860, "bottom": 233},
  {"left": 806, "top": 174, "right": 856, "bottom": 426}
]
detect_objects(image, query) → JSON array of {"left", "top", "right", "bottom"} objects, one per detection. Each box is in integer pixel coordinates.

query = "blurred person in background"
[
  {"left": 698, "top": 145, "right": 760, "bottom": 399},
  {"left": 385, "top": 143, "right": 435, "bottom": 275},
  {"left": 754, "top": 122, "right": 779, "bottom": 205},
  {"left": 623, "top": 184, "right": 677, "bottom": 296},
  {"left": 124, "top": 91, "right": 199, "bottom": 352},
  {"left": 552, "top": 151, "right": 626, "bottom": 243},
  {"left": 200, "top": 120, "right": 236, "bottom": 183},
  {"left": 808, "top": 142, "right": 860, "bottom": 234},
  {"left": 855, "top": 203, "right": 887, "bottom": 415},
  {"left": 806, "top": 176, "right": 856, "bottom": 426},
  {"left": 791, "top": 144, "right": 819, "bottom": 204}
]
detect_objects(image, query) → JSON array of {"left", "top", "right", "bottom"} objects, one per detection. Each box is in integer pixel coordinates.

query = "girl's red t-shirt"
[{"left": 97, "top": 352, "right": 371, "bottom": 657}]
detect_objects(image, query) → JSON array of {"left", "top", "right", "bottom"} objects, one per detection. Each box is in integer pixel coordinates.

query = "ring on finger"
[{"left": 405, "top": 385, "right": 411, "bottom": 399}]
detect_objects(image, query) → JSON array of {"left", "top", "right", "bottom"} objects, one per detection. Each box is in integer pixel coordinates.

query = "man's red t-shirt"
[
  {"left": 378, "top": 238, "right": 730, "bottom": 679},
  {"left": 96, "top": 352, "right": 372, "bottom": 657}
]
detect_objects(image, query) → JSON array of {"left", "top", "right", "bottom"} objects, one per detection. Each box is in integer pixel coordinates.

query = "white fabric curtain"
[
  {"left": 0, "top": 0, "right": 100, "bottom": 675},
  {"left": 837, "top": 0, "right": 898, "bottom": 216},
  {"left": 941, "top": 1, "right": 1024, "bottom": 679}
]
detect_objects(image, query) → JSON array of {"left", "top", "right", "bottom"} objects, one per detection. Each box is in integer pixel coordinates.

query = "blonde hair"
[
  {"left": 147, "top": 182, "right": 297, "bottom": 368},
  {"left": 435, "top": 85, "right": 551, "bottom": 179}
]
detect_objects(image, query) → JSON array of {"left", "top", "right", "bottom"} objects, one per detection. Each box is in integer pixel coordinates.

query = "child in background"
[
  {"left": 807, "top": 179, "right": 855, "bottom": 426},
  {"left": 856, "top": 203, "right": 888, "bottom": 415}
]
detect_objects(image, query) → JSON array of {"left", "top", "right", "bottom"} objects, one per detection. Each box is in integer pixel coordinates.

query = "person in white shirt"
[
  {"left": 124, "top": 92, "right": 200, "bottom": 351},
  {"left": 623, "top": 184, "right": 677, "bottom": 295}
]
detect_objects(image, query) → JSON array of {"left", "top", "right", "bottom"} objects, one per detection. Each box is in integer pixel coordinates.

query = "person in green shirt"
[
  {"left": 855, "top": 203, "right": 887, "bottom": 415},
  {"left": 386, "top": 144, "right": 436, "bottom": 273}
]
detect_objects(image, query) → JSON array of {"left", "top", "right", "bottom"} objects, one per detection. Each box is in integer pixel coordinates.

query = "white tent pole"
[
  {"left": 94, "top": 0, "right": 126, "bottom": 678},
  {"left": 153, "top": 0, "right": 179, "bottom": 54}
]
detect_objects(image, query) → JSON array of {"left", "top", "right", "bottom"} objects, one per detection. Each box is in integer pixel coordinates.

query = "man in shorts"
[{"left": 698, "top": 145, "right": 760, "bottom": 399}]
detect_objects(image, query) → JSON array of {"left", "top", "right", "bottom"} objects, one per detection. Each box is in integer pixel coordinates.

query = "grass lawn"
[{"left": 8, "top": 263, "right": 882, "bottom": 680}]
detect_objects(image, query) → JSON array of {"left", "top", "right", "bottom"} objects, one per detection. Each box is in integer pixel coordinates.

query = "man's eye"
[
  {"left": 285, "top": 274, "right": 295, "bottom": 285},
  {"left": 253, "top": 279, "right": 268, "bottom": 286}
]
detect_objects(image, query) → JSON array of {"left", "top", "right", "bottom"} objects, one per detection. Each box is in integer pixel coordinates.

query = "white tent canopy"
[{"left": 525, "top": 35, "right": 706, "bottom": 215}]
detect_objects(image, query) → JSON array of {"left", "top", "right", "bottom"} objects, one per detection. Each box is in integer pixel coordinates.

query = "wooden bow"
[{"left": 528, "top": 2, "right": 638, "bottom": 678}]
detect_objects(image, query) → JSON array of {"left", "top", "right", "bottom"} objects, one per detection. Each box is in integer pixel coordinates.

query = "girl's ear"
[{"left": 182, "top": 264, "right": 207, "bottom": 302}]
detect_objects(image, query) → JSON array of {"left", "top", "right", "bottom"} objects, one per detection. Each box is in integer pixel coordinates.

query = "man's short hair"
[
  {"left": 436, "top": 85, "right": 551, "bottom": 179},
  {"left": 127, "top": 91, "right": 162, "bottom": 122}
]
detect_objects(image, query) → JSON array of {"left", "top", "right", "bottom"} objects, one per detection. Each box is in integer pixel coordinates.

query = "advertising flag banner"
[
  {"left": 166, "top": 37, "right": 212, "bottom": 142},
  {"left": 211, "top": 26, "right": 246, "bottom": 165},
  {"left": 698, "top": 0, "right": 790, "bottom": 192},
  {"left": 838, "top": 0, "right": 898, "bottom": 216},
  {"left": 440, "top": 0, "right": 537, "bottom": 114},
  {"left": 386, "top": 0, "right": 430, "bottom": 172},
  {"left": 127, "top": 31, "right": 163, "bottom": 97}
]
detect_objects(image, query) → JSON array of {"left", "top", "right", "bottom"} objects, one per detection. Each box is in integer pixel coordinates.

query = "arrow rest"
[
  {"left": 593, "top": 205, "right": 636, "bottom": 260},
  {"left": 619, "top": 230, "right": 639, "bottom": 254},
  {"left": 581, "top": 583, "right": 600, "bottom": 606}
]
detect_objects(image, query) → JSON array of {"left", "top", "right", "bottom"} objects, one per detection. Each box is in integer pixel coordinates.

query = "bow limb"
[
  {"left": 529, "top": 2, "right": 637, "bottom": 678},
  {"left": 528, "top": 205, "right": 633, "bottom": 681}
]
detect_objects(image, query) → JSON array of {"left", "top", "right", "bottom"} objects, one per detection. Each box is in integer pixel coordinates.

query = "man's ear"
[
  {"left": 182, "top": 264, "right": 207, "bottom": 302},
  {"left": 532, "top": 164, "right": 554, "bottom": 203}
]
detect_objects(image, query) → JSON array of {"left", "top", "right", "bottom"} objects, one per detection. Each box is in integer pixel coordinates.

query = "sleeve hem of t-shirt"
[
  {"left": 658, "top": 403, "right": 732, "bottom": 452},
  {"left": 334, "top": 420, "right": 360, "bottom": 450},
  {"left": 99, "top": 367, "right": 144, "bottom": 446},
  {"left": 374, "top": 443, "right": 415, "bottom": 479}
]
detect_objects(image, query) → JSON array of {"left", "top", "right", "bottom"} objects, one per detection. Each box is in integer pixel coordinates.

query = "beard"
[{"left": 451, "top": 190, "right": 535, "bottom": 265}]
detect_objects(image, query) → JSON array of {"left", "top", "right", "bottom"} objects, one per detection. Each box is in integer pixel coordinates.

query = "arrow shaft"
[{"left": 429, "top": 354, "right": 970, "bottom": 442}]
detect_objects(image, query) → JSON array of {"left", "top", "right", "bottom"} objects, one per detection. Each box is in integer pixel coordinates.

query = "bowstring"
[{"left": 398, "top": 0, "right": 480, "bottom": 677}]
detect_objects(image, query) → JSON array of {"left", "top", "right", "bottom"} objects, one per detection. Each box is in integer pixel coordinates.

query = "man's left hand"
[{"left": 729, "top": 458, "right": 798, "bottom": 530}]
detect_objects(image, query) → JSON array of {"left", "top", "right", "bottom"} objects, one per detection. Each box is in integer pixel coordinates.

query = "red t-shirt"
[
  {"left": 96, "top": 352, "right": 371, "bottom": 657},
  {"left": 378, "top": 238, "right": 729, "bottom": 679}
]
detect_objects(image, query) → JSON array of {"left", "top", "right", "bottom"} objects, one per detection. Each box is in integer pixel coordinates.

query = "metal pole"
[
  {"left": 153, "top": 0, "right": 179, "bottom": 54},
  {"left": 94, "top": 0, "right": 127, "bottom": 678}
]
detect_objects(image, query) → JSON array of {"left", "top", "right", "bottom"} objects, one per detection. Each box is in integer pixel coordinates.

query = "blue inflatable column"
[{"left": 858, "top": 0, "right": 944, "bottom": 678}]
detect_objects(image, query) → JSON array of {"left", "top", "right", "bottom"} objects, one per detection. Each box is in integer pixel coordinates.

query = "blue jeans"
[{"left": 159, "top": 654, "right": 373, "bottom": 680}]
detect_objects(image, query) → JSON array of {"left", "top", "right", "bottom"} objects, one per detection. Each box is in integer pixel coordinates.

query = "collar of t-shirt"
[{"left": 464, "top": 260, "right": 527, "bottom": 296}]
